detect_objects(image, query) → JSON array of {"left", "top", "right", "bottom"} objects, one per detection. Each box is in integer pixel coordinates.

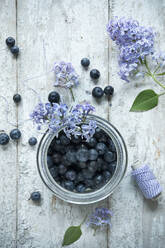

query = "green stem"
[
  {"left": 144, "top": 58, "right": 165, "bottom": 90},
  {"left": 69, "top": 88, "right": 75, "bottom": 102},
  {"left": 80, "top": 214, "right": 88, "bottom": 226},
  {"left": 158, "top": 91, "right": 165, "bottom": 97}
]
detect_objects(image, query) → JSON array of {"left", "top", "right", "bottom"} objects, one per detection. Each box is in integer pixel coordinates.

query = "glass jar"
[{"left": 37, "top": 114, "right": 128, "bottom": 204}]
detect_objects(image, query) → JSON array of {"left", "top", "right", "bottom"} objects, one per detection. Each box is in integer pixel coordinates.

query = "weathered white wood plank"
[
  {"left": 108, "top": 1, "right": 165, "bottom": 248},
  {"left": 17, "top": 0, "right": 109, "bottom": 247},
  {"left": 0, "top": 1, "right": 17, "bottom": 247}
]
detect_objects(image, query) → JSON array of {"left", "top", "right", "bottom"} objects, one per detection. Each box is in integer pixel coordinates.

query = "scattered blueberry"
[
  {"left": 90, "top": 69, "right": 100, "bottom": 79},
  {"left": 30, "top": 191, "right": 41, "bottom": 202},
  {"left": 76, "top": 148, "right": 89, "bottom": 162},
  {"left": 81, "top": 58, "right": 90, "bottom": 67},
  {"left": 0, "top": 133, "right": 10, "bottom": 145},
  {"left": 13, "top": 94, "right": 21, "bottom": 104},
  {"left": 10, "top": 46, "right": 19, "bottom": 56},
  {"left": 6, "top": 37, "right": 15, "bottom": 47},
  {"left": 92, "top": 87, "right": 104, "bottom": 98},
  {"left": 10, "top": 129, "right": 21, "bottom": 140},
  {"left": 96, "top": 143, "right": 107, "bottom": 155},
  {"left": 76, "top": 183, "right": 86, "bottom": 193},
  {"left": 28, "top": 137, "right": 37, "bottom": 146},
  {"left": 104, "top": 86, "right": 114, "bottom": 96},
  {"left": 48, "top": 91, "right": 60, "bottom": 103},
  {"left": 88, "top": 149, "right": 98, "bottom": 161}
]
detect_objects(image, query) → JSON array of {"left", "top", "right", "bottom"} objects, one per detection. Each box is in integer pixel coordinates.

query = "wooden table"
[{"left": 0, "top": 0, "right": 165, "bottom": 247}]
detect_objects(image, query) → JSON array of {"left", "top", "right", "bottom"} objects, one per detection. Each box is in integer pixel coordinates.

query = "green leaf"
[
  {"left": 62, "top": 225, "right": 82, "bottom": 246},
  {"left": 156, "top": 72, "right": 165, "bottom": 76},
  {"left": 130, "top": 89, "right": 158, "bottom": 112}
]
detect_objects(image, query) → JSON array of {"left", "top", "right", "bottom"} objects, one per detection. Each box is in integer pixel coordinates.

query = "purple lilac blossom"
[
  {"left": 53, "top": 61, "right": 79, "bottom": 88},
  {"left": 30, "top": 102, "right": 96, "bottom": 140},
  {"left": 107, "top": 17, "right": 155, "bottom": 82},
  {"left": 87, "top": 207, "right": 113, "bottom": 227}
]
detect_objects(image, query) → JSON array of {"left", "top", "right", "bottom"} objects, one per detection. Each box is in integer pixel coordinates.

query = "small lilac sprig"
[
  {"left": 53, "top": 61, "right": 79, "bottom": 101},
  {"left": 30, "top": 101, "right": 96, "bottom": 141},
  {"left": 62, "top": 208, "right": 112, "bottom": 246},
  {"left": 107, "top": 17, "right": 165, "bottom": 112}
]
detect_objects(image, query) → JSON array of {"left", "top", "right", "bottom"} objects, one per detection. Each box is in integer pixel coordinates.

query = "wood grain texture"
[
  {"left": 0, "top": 1, "right": 17, "bottom": 248},
  {"left": 16, "top": 0, "right": 109, "bottom": 247},
  {"left": 108, "top": 1, "right": 165, "bottom": 248}
]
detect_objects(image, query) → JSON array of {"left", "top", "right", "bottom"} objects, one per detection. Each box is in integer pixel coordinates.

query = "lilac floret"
[
  {"left": 87, "top": 207, "right": 113, "bottom": 227},
  {"left": 53, "top": 61, "right": 79, "bottom": 88},
  {"left": 107, "top": 17, "right": 155, "bottom": 82}
]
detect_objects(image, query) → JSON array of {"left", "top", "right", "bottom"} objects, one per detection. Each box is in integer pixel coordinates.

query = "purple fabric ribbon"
[{"left": 132, "top": 164, "right": 162, "bottom": 199}]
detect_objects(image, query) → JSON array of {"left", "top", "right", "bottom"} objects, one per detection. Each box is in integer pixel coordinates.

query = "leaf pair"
[
  {"left": 130, "top": 89, "right": 159, "bottom": 112},
  {"left": 62, "top": 225, "right": 82, "bottom": 246}
]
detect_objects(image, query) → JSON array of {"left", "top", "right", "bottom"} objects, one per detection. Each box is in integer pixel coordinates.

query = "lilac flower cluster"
[
  {"left": 107, "top": 17, "right": 155, "bottom": 82},
  {"left": 87, "top": 207, "right": 113, "bottom": 227},
  {"left": 30, "top": 102, "right": 96, "bottom": 141},
  {"left": 53, "top": 61, "right": 79, "bottom": 88}
]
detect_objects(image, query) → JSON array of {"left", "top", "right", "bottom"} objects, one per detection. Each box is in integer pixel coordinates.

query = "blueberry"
[
  {"left": 104, "top": 151, "right": 116, "bottom": 163},
  {"left": 75, "top": 172, "right": 84, "bottom": 183},
  {"left": 13, "top": 94, "right": 21, "bottom": 104},
  {"left": 30, "top": 191, "right": 41, "bottom": 201},
  {"left": 85, "top": 179, "right": 94, "bottom": 188},
  {"left": 65, "top": 145, "right": 75, "bottom": 153},
  {"left": 107, "top": 161, "right": 117, "bottom": 174},
  {"left": 62, "top": 180, "right": 75, "bottom": 191},
  {"left": 58, "top": 164, "right": 67, "bottom": 175},
  {"left": 10, "top": 129, "right": 21, "bottom": 140},
  {"left": 104, "top": 86, "right": 114, "bottom": 96},
  {"left": 107, "top": 138, "right": 116, "bottom": 152},
  {"left": 47, "top": 147, "right": 54, "bottom": 155},
  {"left": 28, "top": 137, "right": 37, "bottom": 146},
  {"left": 88, "top": 161, "right": 97, "bottom": 173},
  {"left": 76, "top": 148, "right": 89, "bottom": 162},
  {"left": 10, "top": 45, "right": 19, "bottom": 56},
  {"left": 78, "top": 162, "right": 87, "bottom": 169},
  {"left": 54, "top": 141, "right": 63, "bottom": 152},
  {"left": 66, "top": 151, "right": 77, "bottom": 164},
  {"left": 90, "top": 69, "right": 100, "bottom": 79},
  {"left": 0, "top": 133, "right": 10, "bottom": 145},
  {"left": 102, "top": 161, "right": 109, "bottom": 171},
  {"left": 62, "top": 155, "right": 72, "bottom": 167},
  {"left": 94, "top": 174, "right": 103, "bottom": 185},
  {"left": 82, "top": 169, "right": 95, "bottom": 179},
  {"left": 98, "top": 134, "right": 108, "bottom": 143},
  {"left": 88, "top": 149, "right": 98, "bottom": 161},
  {"left": 65, "top": 170, "right": 76, "bottom": 181},
  {"left": 47, "top": 156, "right": 54, "bottom": 168},
  {"left": 76, "top": 183, "right": 86, "bottom": 193},
  {"left": 103, "top": 170, "right": 112, "bottom": 182},
  {"left": 6, "top": 37, "right": 15, "bottom": 47},
  {"left": 48, "top": 91, "right": 60, "bottom": 103},
  {"left": 81, "top": 58, "right": 90, "bottom": 67},
  {"left": 52, "top": 153, "right": 61, "bottom": 164},
  {"left": 96, "top": 158, "right": 105, "bottom": 172},
  {"left": 94, "top": 127, "right": 103, "bottom": 139},
  {"left": 60, "top": 135, "right": 70, "bottom": 145},
  {"left": 96, "top": 143, "right": 107, "bottom": 155},
  {"left": 87, "top": 137, "right": 97, "bottom": 147},
  {"left": 71, "top": 135, "right": 81, "bottom": 144},
  {"left": 49, "top": 166, "right": 58, "bottom": 178},
  {"left": 92, "top": 87, "right": 104, "bottom": 98}
]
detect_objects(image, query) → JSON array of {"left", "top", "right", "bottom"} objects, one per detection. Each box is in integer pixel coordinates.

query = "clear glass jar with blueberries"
[{"left": 37, "top": 115, "right": 127, "bottom": 204}]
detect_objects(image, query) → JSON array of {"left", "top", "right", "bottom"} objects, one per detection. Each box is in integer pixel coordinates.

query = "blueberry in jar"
[
  {"left": 65, "top": 170, "right": 76, "bottom": 181},
  {"left": 104, "top": 151, "right": 116, "bottom": 163},
  {"left": 88, "top": 149, "right": 98, "bottom": 161},
  {"left": 96, "top": 142, "right": 107, "bottom": 155},
  {"left": 76, "top": 148, "right": 89, "bottom": 162},
  {"left": 76, "top": 183, "right": 86, "bottom": 193}
]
